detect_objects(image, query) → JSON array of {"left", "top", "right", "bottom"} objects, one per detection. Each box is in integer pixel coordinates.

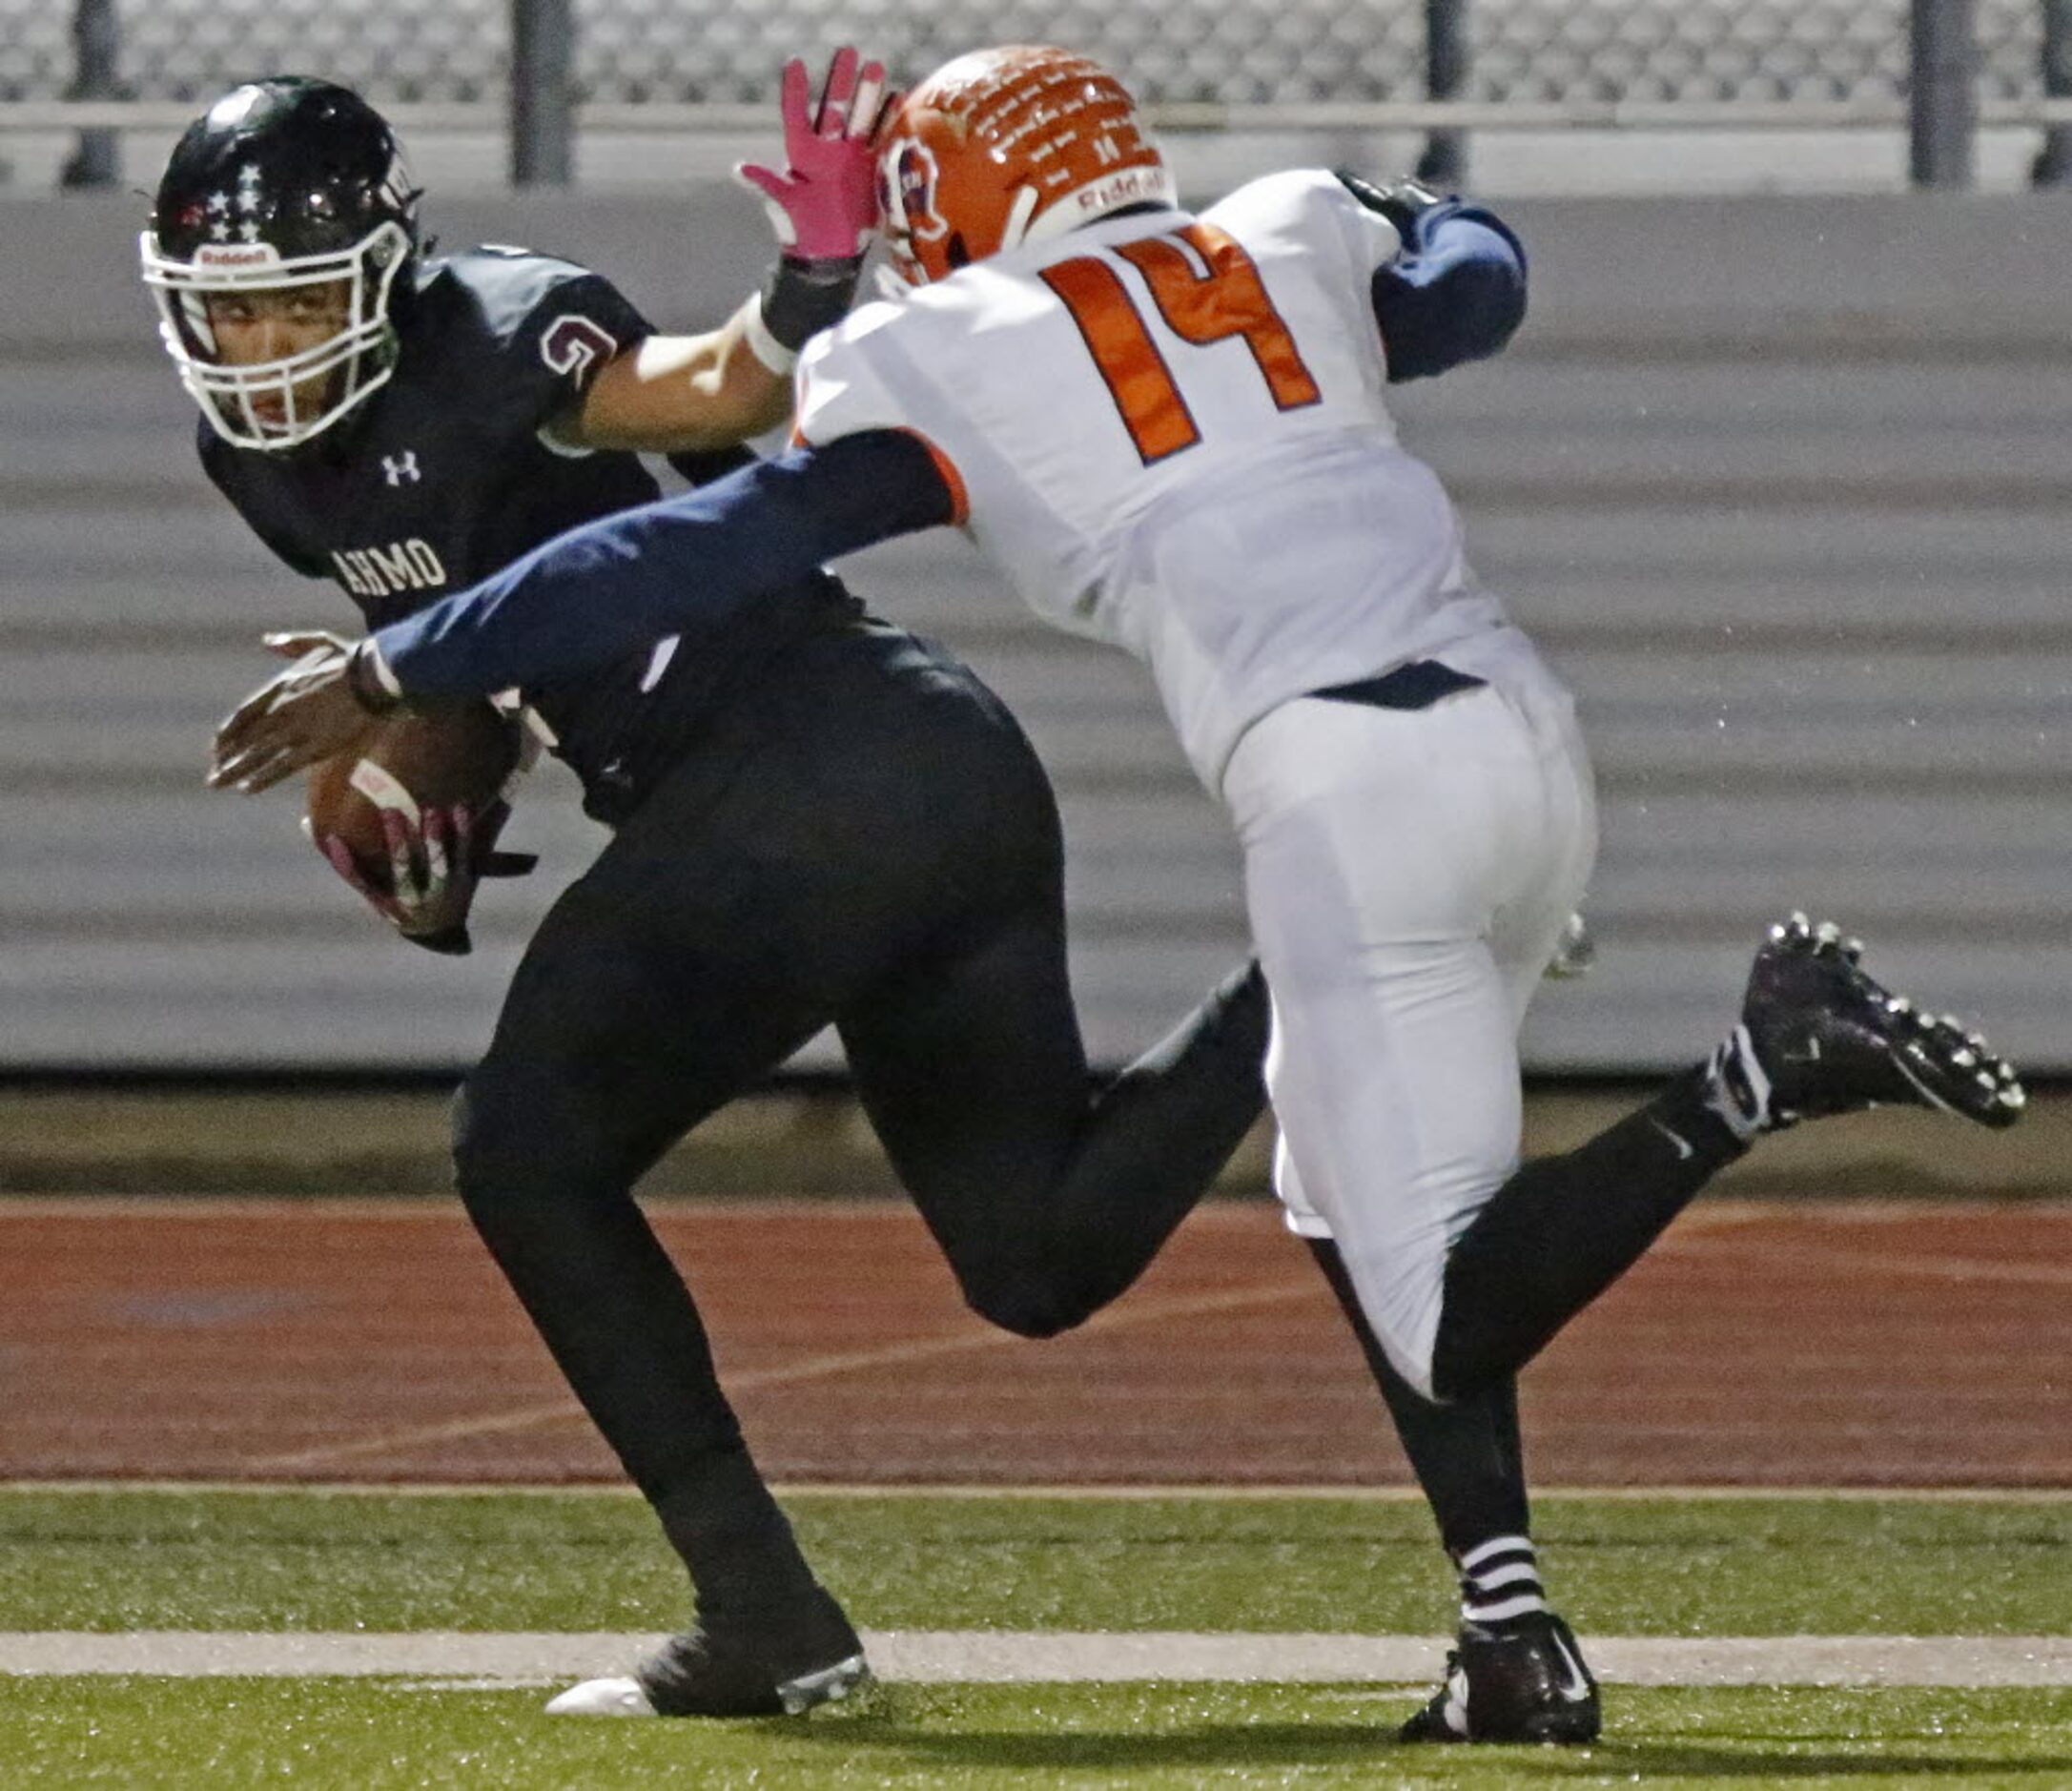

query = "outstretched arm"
[
  {"left": 553, "top": 311, "right": 795, "bottom": 453},
  {"left": 376, "top": 428, "right": 953, "bottom": 696},
  {"left": 208, "top": 428, "right": 958, "bottom": 792},
  {"left": 547, "top": 48, "right": 893, "bottom": 453}
]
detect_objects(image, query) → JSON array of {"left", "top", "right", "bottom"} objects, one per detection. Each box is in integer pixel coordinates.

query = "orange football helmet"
[{"left": 874, "top": 46, "right": 1177, "bottom": 286}]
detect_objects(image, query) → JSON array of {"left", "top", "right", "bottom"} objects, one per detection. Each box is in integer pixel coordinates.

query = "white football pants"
[{"left": 1221, "top": 674, "right": 1597, "bottom": 1400}]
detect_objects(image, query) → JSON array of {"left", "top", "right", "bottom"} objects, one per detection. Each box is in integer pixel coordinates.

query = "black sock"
[
  {"left": 1309, "top": 1239, "right": 1530, "bottom": 1558},
  {"left": 1429, "top": 1066, "right": 1747, "bottom": 1400},
  {"left": 653, "top": 1447, "right": 826, "bottom": 1626}
]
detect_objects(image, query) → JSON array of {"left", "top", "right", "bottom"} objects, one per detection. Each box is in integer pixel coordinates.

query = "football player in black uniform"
[{"left": 150, "top": 72, "right": 1269, "bottom": 1717}]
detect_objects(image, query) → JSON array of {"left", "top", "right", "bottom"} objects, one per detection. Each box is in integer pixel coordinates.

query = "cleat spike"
[{"left": 1723, "top": 918, "right": 2026, "bottom": 1133}]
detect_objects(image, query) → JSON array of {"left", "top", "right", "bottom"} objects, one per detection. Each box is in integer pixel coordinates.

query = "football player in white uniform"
[{"left": 213, "top": 45, "right": 2026, "bottom": 1744}]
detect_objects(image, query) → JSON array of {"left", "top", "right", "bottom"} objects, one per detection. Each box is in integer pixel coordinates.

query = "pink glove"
[
  {"left": 312, "top": 800, "right": 536, "bottom": 957},
  {"left": 735, "top": 47, "right": 892, "bottom": 261}
]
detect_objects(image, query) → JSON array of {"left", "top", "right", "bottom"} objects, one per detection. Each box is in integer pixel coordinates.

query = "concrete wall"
[{"left": 4, "top": 190, "right": 2069, "bottom": 1070}]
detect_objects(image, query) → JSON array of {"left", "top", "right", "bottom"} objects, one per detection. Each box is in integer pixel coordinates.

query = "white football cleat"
[{"left": 544, "top": 1675, "right": 658, "bottom": 1717}]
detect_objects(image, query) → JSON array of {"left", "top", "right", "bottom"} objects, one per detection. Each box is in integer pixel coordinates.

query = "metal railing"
[
  {"left": 15, "top": 0, "right": 2071, "bottom": 190},
  {"left": 2039, "top": 0, "right": 2072, "bottom": 177}
]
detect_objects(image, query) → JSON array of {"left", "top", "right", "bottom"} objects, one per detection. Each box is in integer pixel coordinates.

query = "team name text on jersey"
[{"left": 331, "top": 539, "right": 449, "bottom": 599}]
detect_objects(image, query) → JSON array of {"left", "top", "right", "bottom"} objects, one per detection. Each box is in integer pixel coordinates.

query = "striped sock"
[{"left": 1457, "top": 1534, "right": 1547, "bottom": 1636}]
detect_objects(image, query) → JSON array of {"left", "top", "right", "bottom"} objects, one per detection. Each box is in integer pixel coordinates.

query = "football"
[{"left": 305, "top": 700, "right": 523, "bottom": 890}]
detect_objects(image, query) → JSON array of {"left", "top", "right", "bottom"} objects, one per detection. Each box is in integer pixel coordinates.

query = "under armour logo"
[{"left": 381, "top": 451, "right": 421, "bottom": 486}]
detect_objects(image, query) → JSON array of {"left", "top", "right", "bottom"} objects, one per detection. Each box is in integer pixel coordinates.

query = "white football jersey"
[{"left": 797, "top": 169, "right": 1555, "bottom": 786}]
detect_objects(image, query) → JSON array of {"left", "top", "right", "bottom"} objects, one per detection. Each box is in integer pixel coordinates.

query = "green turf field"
[
  {"left": 10, "top": 1679, "right": 2072, "bottom": 1789},
  {"left": 4, "top": 1487, "right": 2068, "bottom": 1787},
  {"left": 6, "top": 1486, "right": 2067, "bottom": 1635}
]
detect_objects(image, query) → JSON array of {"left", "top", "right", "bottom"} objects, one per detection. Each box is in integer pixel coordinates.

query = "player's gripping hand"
[
  {"left": 310, "top": 799, "right": 535, "bottom": 957},
  {"left": 1543, "top": 912, "right": 1596, "bottom": 980},
  {"left": 208, "top": 632, "right": 392, "bottom": 793},
  {"left": 735, "top": 47, "right": 893, "bottom": 262}
]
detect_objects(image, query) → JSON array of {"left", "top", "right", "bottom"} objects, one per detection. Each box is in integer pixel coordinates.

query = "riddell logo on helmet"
[
  {"left": 1073, "top": 167, "right": 1166, "bottom": 217},
  {"left": 194, "top": 243, "right": 282, "bottom": 267}
]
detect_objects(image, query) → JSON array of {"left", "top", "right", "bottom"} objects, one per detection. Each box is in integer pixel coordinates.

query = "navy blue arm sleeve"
[
  {"left": 373, "top": 428, "right": 957, "bottom": 698},
  {"left": 1369, "top": 205, "right": 1528, "bottom": 383}
]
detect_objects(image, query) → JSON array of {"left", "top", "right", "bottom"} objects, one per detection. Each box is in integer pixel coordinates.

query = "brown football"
[{"left": 305, "top": 701, "right": 523, "bottom": 890}]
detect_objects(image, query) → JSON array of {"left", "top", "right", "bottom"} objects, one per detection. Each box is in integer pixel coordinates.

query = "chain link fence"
[{"left": 2, "top": 0, "right": 2052, "bottom": 107}]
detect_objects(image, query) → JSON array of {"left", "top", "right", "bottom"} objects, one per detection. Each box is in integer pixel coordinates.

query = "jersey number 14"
[{"left": 1039, "top": 224, "right": 1322, "bottom": 465}]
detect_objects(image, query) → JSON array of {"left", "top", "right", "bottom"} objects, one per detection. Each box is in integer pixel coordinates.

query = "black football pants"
[{"left": 450, "top": 621, "right": 1267, "bottom": 1614}]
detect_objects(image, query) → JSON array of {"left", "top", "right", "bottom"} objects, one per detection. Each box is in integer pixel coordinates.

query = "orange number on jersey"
[{"left": 1038, "top": 224, "right": 1322, "bottom": 465}]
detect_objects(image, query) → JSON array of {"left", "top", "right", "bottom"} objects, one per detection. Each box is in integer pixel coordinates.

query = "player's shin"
[
  {"left": 652, "top": 1451, "right": 829, "bottom": 1620},
  {"left": 1426, "top": 1067, "right": 1743, "bottom": 1401},
  {"left": 1307, "top": 1240, "right": 1529, "bottom": 1554}
]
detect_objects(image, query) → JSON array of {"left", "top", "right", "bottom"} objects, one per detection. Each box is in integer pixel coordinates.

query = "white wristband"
[
  {"left": 363, "top": 639, "right": 403, "bottom": 699},
  {"left": 742, "top": 293, "right": 799, "bottom": 376}
]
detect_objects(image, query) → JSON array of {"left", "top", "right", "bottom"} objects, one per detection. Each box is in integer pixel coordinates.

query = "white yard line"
[{"left": 2, "top": 1632, "right": 2068, "bottom": 1688}]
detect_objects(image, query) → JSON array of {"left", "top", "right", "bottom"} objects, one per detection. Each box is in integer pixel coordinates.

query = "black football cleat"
[
  {"left": 1707, "top": 914, "right": 2025, "bottom": 1135},
  {"left": 1398, "top": 1611, "right": 1601, "bottom": 1745},
  {"left": 545, "top": 1587, "right": 869, "bottom": 1718}
]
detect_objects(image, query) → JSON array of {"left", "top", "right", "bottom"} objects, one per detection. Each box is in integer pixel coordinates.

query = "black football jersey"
[{"left": 200, "top": 245, "right": 853, "bottom": 817}]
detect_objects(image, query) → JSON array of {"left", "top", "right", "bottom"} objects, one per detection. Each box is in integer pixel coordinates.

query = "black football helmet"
[{"left": 140, "top": 77, "right": 421, "bottom": 449}]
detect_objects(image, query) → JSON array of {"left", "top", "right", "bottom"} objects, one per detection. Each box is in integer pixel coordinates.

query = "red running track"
[{"left": 3, "top": 1198, "right": 2066, "bottom": 1487}]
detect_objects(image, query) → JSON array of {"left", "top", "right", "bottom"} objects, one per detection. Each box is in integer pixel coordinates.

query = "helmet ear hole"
[{"left": 945, "top": 233, "right": 971, "bottom": 272}]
